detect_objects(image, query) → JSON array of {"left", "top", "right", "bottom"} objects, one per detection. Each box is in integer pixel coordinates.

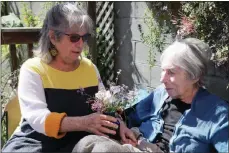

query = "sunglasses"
[{"left": 62, "top": 33, "right": 91, "bottom": 43}]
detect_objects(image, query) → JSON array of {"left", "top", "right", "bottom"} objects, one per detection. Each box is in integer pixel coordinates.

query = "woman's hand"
[
  {"left": 82, "top": 113, "right": 119, "bottom": 137},
  {"left": 118, "top": 119, "right": 137, "bottom": 147}
]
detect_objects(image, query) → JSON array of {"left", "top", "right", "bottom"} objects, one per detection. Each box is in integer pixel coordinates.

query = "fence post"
[
  {"left": 28, "top": 44, "right": 33, "bottom": 58},
  {"left": 87, "top": 2, "right": 97, "bottom": 65},
  {"left": 9, "top": 44, "right": 18, "bottom": 72}
]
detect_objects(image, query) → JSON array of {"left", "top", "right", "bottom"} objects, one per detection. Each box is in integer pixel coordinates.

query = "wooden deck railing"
[{"left": 1, "top": 27, "right": 41, "bottom": 71}]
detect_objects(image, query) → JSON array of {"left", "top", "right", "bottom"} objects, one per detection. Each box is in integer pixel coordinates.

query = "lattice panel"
[{"left": 96, "top": 2, "right": 115, "bottom": 87}]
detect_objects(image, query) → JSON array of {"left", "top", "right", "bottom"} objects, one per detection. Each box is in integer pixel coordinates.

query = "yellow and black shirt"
[{"left": 6, "top": 57, "right": 104, "bottom": 152}]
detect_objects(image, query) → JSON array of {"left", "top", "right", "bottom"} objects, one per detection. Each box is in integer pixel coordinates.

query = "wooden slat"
[
  {"left": 28, "top": 44, "right": 33, "bottom": 58},
  {"left": 102, "top": 13, "right": 114, "bottom": 35},
  {"left": 87, "top": 2, "right": 97, "bottom": 64},
  {"left": 98, "top": 4, "right": 114, "bottom": 30},
  {"left": 104, "top": 39, "right": 115, "bottom": 57},
  {"left": 97, "top": 14, "right": 114, "bottom": 44},
  {"left": 96, "top": 1, "right": 104, "bottom": 15},
  {"left": 97, "top": 28, "right": 114, "bottom": 44},
  {"left": 99, "top": 38, "right": 114, "bottom": 58},
  {"left": 9, "top": 44, "right": 18, "bottom": 72},
  {"left": 96, "top": 2, "right": 109, "bottom": 23},
  {"left": 1, "top": 28, "right": 40, "bottom": 45},
  {"left": 104, "top": 49, "right": 114, "bottom": 66},
  {"left": 1, "top": 32, "right": 40, "bottom": 45}
]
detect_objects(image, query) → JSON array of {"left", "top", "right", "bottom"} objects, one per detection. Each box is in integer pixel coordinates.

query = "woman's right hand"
[
  {"left": 82, "top": 113, "right": 119, "bottom": 137},
  {"left": 119, "top": 119, "right": 137, "bottom": 146}
]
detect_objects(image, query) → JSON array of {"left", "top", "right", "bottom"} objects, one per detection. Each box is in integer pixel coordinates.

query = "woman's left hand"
[{"left": 118, "top": 119, "right": 137, "bottom": 147}]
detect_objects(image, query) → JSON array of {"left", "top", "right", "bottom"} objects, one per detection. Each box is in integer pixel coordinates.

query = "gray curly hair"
[{"left": 34, "top": 3, "right": 94, "bottom": 63}]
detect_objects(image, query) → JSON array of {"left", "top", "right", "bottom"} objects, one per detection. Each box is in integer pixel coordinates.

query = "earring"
[{"left": 50, "top": 49, "right": 58, "bottom": 57}]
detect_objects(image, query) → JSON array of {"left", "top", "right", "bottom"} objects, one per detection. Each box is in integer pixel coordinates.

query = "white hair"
[{"left": 160, "top": 38, "right": 210, "bottom": 86}]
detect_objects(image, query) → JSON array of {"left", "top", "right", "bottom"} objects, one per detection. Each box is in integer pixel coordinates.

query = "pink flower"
[
  {"left": 86, "top": 84, "right": 139, "bottom": 114},
  {"left": 91, "top": 100, "right": 104, "bottom": 112},
  {"left": 171, "top": 15, "right": 196, "bottom": 38}
]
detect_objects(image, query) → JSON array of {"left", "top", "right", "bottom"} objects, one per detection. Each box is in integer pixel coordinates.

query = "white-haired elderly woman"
[
  {"left": 72, "top": 38, "right": 228, "bottom": 153},
  {"left": 2, "top": 3, "right": 119, "bottom": 152}
]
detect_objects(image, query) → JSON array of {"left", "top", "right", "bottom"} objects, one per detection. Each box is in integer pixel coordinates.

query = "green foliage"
[
  {"left": 1, "top": 44, "right": 28, "bottom": 79},
  {"left": 139, "top": 2, "right": 175, "bottom": 67},
  {"left": 181, "top": 2, "right": 229, "bottom": 51},
  {"left": 1, "top": 112, "right": 7, "bottom": 148},
  {"left": 21, "top": 2, "right": 41, "bottom": 27},
  {"left": 96, "top": 27, "right": 111, "bottom": 85},
  {"left": 1, "top": 45, "right": 9, "bottom": 59},
  {"left": 1, "top": 2, "right": 87, "bottom": 28},
  {"left": 42, "top": 2, "right": 56, "bottom": 11},
  {"left": 82, "top": 45, "right": 91, "bottom": 59},
  {"left": 140, "top": 8, "right": 166, "bottom": 67},
  {"left": 1, "top": 70, "right": 19, "bottom": 106},
  {"left": 180, "top": 2, "right": 229, "bottom": 80},
  {"left": 41, "top": 1, "right": 66, "bottom": 18},
  {"left": 1, "top": 1, "right": 7, "bottom": 16},
  {"left": 213, "top": 46, "right": 229, "bottom": 80},
  {"left": 141, "top": 2, "right": 229, "bottom": 81},
  {"left": 1, "top": 13, "right": 23, "bottom": 27}
]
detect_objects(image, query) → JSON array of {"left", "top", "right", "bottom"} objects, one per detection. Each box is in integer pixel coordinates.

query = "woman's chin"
[
  {"left": 166, "top": 90, "right": 178, "bottom": 99},
  {"left": 69, "top": 53, "right": 82, "bottom": 61}
]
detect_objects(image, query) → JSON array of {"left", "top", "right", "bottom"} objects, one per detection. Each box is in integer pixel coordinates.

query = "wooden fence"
[
  {"left": 96, "top": 1, "right": 115, "bottom": 86},
  {"left": 1, "top": 27, "right": 40, "bottom": 72}
]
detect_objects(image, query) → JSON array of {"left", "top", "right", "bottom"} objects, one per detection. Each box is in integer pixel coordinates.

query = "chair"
[{"left": 1, "top": 95, "right": 21, "bottom": 142}]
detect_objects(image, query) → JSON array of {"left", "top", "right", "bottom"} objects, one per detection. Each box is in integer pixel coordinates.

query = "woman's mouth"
[
  {"left": 72, "top": 51, "right": 80, "bottom": 54},
  {"left": 166, "top": 88, "right": 173, "bottom": 91}
]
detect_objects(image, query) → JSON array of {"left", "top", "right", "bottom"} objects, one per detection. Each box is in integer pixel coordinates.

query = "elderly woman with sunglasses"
[{"left": 2, "top": 3, "right": 119, "bottom": 152}]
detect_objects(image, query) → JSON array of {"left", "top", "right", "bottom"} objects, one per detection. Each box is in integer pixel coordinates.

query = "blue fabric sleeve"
[
  {"left": 127, "top": 92, "right": 154, "bottom": 128},
  {"left": 210, "top": 106, "right": 229, "bottom": 153}
]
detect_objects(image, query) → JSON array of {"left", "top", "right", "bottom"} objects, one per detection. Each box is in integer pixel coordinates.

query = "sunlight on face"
[
  {"left": 160, "top": 64, "right": 196, "bottom": 100},
  {"left": 55, "top": 26, "right": 87, "bottom": 64}
]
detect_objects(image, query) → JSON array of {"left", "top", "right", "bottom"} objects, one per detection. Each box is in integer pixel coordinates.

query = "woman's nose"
[
  {"left": 75, "top": 37, "right": 84, "bottom": 47},
  {"left": 160, "top": 71, "right": 167, "bottom": 83}
]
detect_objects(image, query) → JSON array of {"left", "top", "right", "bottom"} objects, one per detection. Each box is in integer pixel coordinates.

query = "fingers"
[
  {"left": 99, "top": 126, "right": 116, "bottom": 135},
  {"left": 120, "top": 128, "right": 137, "bottom": 144},
  {"left": 121, "top": 137, "right": 137, "bottom": 147},
  {"left": 100, "top": 114, "right": 117, "bottom": 122},
  {"left": 120, "top": 124, "right": 129, "bottom": 143},
  {"left": 119, "top": 121, "right": 129, "bottom": 143},
  {"left": 85, "top": 113, "right": 119, "bottom": 136},
  {"left": 123, "top": 128, "right": 137, "bottom": 142},
  {"left": 120, "top": 129, "right": 127, "bottom": 143},
  {"left": 102, "top": 120, "right": 119, "bottom": 129},
  {"left": 126, "top": 139, "right": 137, "bottom": 147},
  {"left": 127, "top": 131, "right": 137, "bottom": 142},
  {"left": 93, "top": 129, "right": 109, "bottom": 137}
]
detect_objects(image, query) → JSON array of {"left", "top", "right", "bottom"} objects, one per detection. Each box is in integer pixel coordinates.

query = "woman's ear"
[
  {"left": 48, "top": 30, "right": 56, "bottom": 45},
  {"left": 192, "top": 78, "right": 200, "bottom": 85}
]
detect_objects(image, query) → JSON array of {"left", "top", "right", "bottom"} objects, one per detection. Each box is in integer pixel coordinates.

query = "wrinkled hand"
[
  {"left": 83, "top": 113, "right": 119, "bottom": 137},
  {"left": 119, "top": 119, "right": 137, "bottom": 147}
]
